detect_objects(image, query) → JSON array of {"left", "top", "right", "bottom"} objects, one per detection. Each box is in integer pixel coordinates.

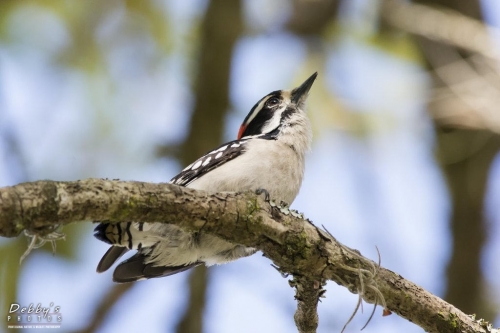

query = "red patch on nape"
[{"left": 237, "top": 125, "right": 246, "bottom": 140}]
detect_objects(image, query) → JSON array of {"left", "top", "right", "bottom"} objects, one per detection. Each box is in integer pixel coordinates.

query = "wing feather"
[{"left": 170, "top": 139, "right": 249, "bottom": 186}]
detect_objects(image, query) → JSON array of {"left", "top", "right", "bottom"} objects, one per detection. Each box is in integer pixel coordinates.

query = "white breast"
[{"left": 188, "top": 139, "right": 305, "bottom": 204}]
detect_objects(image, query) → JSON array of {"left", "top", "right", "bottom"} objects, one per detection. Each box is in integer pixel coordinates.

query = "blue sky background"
[{"left": 0, "top": 1, "right": 499, "bottom": 332}]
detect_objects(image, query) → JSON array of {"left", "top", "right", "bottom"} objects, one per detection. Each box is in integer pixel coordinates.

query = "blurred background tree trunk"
[
  {"left": 411, "top": 0, "right": 499, "bottom": 320},
  {"left": 173, "top": 1, "right": 243, "bottom": 332}
]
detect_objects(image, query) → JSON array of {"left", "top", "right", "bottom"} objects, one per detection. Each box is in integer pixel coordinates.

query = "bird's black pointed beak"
[{"left": 291, "top": 72, "right": 317, "bottom": 104}]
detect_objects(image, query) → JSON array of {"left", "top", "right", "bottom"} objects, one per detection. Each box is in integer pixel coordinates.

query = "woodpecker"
[{"left": 94, "top": 72, "right": 317, "bottom": 282}]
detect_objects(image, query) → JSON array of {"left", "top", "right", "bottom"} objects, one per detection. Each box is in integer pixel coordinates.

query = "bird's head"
[{"left": 237, "top": 72, "right": 317, "bottom": 140}]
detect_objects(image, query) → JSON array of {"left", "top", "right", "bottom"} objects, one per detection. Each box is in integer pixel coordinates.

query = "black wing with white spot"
[{"left": 170, "top": 139, "right": 250, "bottom": 187}]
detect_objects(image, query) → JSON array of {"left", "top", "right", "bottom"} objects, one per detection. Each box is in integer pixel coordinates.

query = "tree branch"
[{"left": 0, "top": 179, "right": 498, "bottom": 333}]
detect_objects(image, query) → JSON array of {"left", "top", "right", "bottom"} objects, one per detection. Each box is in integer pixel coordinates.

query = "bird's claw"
[
  {"left": 255, "top": 188, "right": 270, "bottom": 202},
  {"left": 271, "top": 264, "right": 289, "bottom": 278}
]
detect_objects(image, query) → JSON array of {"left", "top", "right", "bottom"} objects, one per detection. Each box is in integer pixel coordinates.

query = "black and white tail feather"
[{"left": 94, "top": 73, "right": 317, "bottom": 282}]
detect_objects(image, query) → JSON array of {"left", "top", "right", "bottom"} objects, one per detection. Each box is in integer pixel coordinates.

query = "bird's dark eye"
[{"left": 266, "top": 97, "right": 279, "bottom": 108}]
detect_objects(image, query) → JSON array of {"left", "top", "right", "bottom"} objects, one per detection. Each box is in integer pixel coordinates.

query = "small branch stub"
[{"left": 291, "top": 276, "right": 325, "bottom": 333}]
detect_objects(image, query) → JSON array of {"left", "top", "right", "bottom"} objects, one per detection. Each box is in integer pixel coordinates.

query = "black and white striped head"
[{"left": 237, "top": 72, "right": 317, "bottom": 140}]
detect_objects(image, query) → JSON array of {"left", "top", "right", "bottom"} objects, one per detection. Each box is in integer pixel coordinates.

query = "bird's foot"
[
  {"left": 271, "top": 264, "right": 289, "bottom": 278},
  {"left": 255, "top": 188, "right": 270, "bottom": 202}
]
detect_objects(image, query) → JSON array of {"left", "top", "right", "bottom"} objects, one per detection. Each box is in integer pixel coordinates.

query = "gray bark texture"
[{"left": 0, "top": 179, "right": 498, "bottom": 333}]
